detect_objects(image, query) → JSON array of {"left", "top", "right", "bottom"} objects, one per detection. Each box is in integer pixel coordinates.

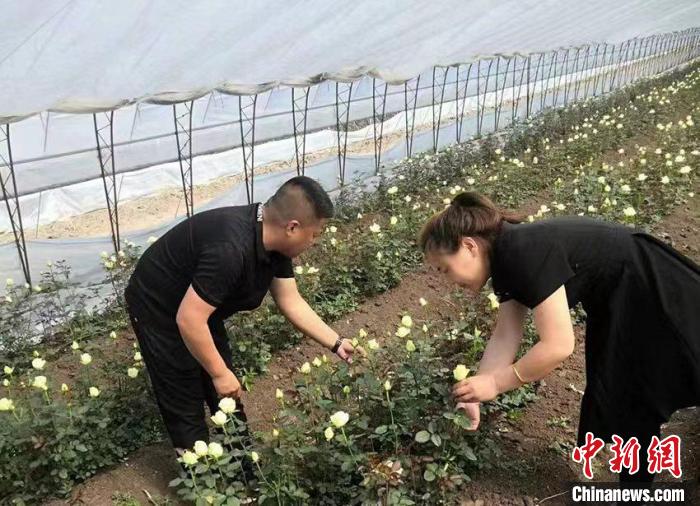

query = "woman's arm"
[
  {"left": 477, "top": 299, "right": 528, "bottom": 375},
  {"left": 454, "top": 285, "right": 575, "bottom": 403}
]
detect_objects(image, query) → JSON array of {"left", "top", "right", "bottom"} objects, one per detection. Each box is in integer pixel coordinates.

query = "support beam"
[
  {"left": 372, "top": 79, "right": 387, "bottom": 173},
  {"left": 173, "top": 101, "right": 195, "bottom": 216},
  {"left": 238, "top": 95, "right": 258, "bottom": 203},
  {"left": 292, "top": 87, "right": 310, "bottom": 176},
  {"left": 335, "top": 82, "right": 353, "bottom": 185},
  {"left": 404, "top": 77, "right": 420, "bottom": 156},
  {"left": 0, "top": 124, "right": 30, "bottom": 284},
  {"left": 93, "top": 111, "right": 121, "bottom": 255},
  {"left": 431, "top": 66, "right": 448, "bottom": 152}
]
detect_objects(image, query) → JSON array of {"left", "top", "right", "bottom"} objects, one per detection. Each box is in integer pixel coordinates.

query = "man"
[{"left": 124, "top": 176, "right": 357, "bottom": 456}]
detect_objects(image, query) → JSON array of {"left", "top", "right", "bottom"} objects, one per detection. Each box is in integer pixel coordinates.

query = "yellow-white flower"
[
  {"left": 219, "top": 397, "right": 236, "bottom": 414},
  {"left": 250, "top": 451, "right": 260, "bottom": 463},
  {"left": 330, "top": 411, "right": 350, "bottom": 428},
  {"left": 71, "top": 341, "right": 80, "bottom": 350},
  {"left": 419, "top": 297, "right": 428, "bottom": 306},
  {"left": 180, "top": 451, "right": 198, "bottom": 466},
  {"left": 358, "top": 328, "right": 368, "bottom": 338},
  {"left": 88, "top": 386, "right": 100, "bottom": 398},
  {"left": 312, "top": 357, "right": 322, "bottom": 367},
  {"left": 211, "top": 410, "right": 228, "bottom": 426},
  {"left": 4, "top": 366, "right": 14, "bottom": 375},
  {"left": 367, "top": 339, "right": 379, "bottom": 350},
  {"left": 384, "top": 380, "right": 392, "bottom": 391},
  {"left": 661, "top": 176, "right": 670, "bottom": 184},
  {"left": 324, "top": 426, "right": 335, "bottom": 441},
  {"left": 272, "top": 428, "right": 279, "bottom": 438},
  {"left": 453, "top": 364, "right": 471, "bottom": 381},
  {"left": 127, "top": 367, "right": 139, "bottom": 379},
  {"left": 208, "top": 442, "right": 224, "bottom": 459},
  {"left": 623, "top": 207, "right": 636, "bottom": 217},
  {"left": 2, "top": 379, "right": 8, "bottom": 387},
  {"left": 275, "top": 388, "right": 284, "bottom": 400},
  {"left": 134, "top": 352, "right": 142, "bottom": 362},
  {"left": 376, "top": 251, "right": 383, "bottom": 261},
  {"left": 679, "top": 166, "right": 692, "bottom": 175},
  {"left": 61, "top": 383, "right": 69, "bottom": 392},
  {"left": 0, "top": 398, "right": 15, "bottom": 411},
  {"left": 387, "top": 186, "right": 398, "bottom": 195},
  {"left": 300, "top": 362, "right": 311, "bottom": 374},
  {"left": 405, "top": 340, "right": 416, "bottom": 352},
  {"left": 395, "top": 326, "right": 411, "bottom": 338},
  {"left": 109, "top": 331, "right": 117, "bottom": 339},
  {"left": 32, "top": 358, "right": 46, "bottom": 370},
  {"left": 369, "top": 223, "right": 381, "bottom": 233},
  {"left": 487, "top": 292, "right": 500, "bottom": 310},
  {"left": 194, "top": 440, "right": 209, "bottom": 457},
  {"left": 637, "top": 173, "right": 648, "bottom": 182},
  {"left": 621, "top": 184, "right": 631, "bottom": 193},
  {"left": 307, "top": 266, "right": 319, "bottom": 274},
  {"left": 80, "top": 353, "right": 92, "bottom": 366},
  {"left": 401, "top": 315, "right": 413, "bottom": 328},
  {"left": 329, "top": 225, "right": 338, "bottom": 233},
  {"left": 390, "top": 216, "right": 398, "bottom": 226},
  {"left": 294, "top": 265, "right": 304, "bottom": 275}
]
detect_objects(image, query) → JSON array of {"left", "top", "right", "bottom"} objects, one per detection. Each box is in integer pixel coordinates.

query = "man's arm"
[
  {"left": 176, "top": 285, "right": 241, "bottom": 398},
  {"left": 270, "top": 277, "right": 358, "bottom": 361}
]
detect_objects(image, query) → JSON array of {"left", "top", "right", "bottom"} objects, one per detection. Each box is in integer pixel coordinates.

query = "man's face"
[{"left": 280, "top": 218, "right": 326, "bottom": 258}]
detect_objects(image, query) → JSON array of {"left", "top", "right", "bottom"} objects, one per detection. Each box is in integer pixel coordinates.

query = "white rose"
[
  {"left": 80, "top": 353, "right": 92, "bottom": 366},
  {"left": 367, "top": 339, "right": 379, "bottom": 350},
  {"left": 384, "top": 380, "right": 392, "bottom": 392},
  {"left": 32, "top": 358, "right": 46, "bottom": 370},
  {"left": 369, "top": 223, "right": 381, "bottom": 233},
  {"left": 401, "top": 315, "right": 413, "bottom": 328},
  {"left": 180, "top": 450, "right": 198, "bottom": 466},
  {"left": 134, "top": 352, "right": 142, "bottom": 362},
  {"left": 127, "top": 367, "right": 139, "bottom": 378},
  {"left": 623, "top": 207, "right": 636, "bottom": 217},
  {"left": 405, "top": 340, "right": 416, "bottom": 352},
  {"left": 275, "top": 388, "right": 284, "bottom": 400},
  {"left": 300, "top": 362, "right": 311, "bottom": 374},
  {"left": 4, "top": 366, "right": 14, "bottom": 375},
  {"left": 453, "top": 364, "right": 471, "bottom": 381},
  {"left": 208, "top": 442, "right": 224, "bottom": 459},
  {"left": 193, "top": 440, "right": 209, "bottom": 457},
  {"left": 32, "top": 376, "right": 48, "bottom": 390},
  {"left": 89, "top": 386, "right": 100, "bottom": 397},
  {"left": 211, "top": 410, "right": 228, "bottom": 426},
  {"left": 330, "top": 411, "right": 350, "bottom": 428},
  {"left": 0, "top": 398, "right": 14, "bottom": 411},
  {"left": 250, "top": 451, "right": 260, "bottom": 463},
  {"left": 324, "top": 426, "right": 335, "bottom": 441},
  {"left": 395, "top": 326, "right": 410, "bottom": 338}
]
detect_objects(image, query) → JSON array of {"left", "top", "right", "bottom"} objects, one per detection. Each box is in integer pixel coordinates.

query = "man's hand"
[
  {"left": 452, "top": 374, "right": 499, "bottom": 403},
  {"left": 336, "top": 339, "right": 366, "bottom": 364},
  {"left": 212, "top": 369, "right": 242, "bottom": 399},
  {"left": 456, "top": 402, "right": 481, "bottom": 431}
]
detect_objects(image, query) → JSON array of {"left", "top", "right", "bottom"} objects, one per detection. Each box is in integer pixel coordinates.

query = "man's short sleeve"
[
  {"left": 191, "top": 242, "right": 243, "bottom": 307},
  {"left": 273, "top": 254, "right": 295, "bottom": 279},
  {"left": 502, "top": 238, "right": 576, "bottom": 309}
]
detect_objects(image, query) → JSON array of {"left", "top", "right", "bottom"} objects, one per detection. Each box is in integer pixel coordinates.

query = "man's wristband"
[{"left": 331, "top": 336, "right": 345, "bottom": 354}]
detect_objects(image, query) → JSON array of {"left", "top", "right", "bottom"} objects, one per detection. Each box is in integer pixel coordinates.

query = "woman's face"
[{"left": 426, "top": 237, "right": 490, "bottom": 295}]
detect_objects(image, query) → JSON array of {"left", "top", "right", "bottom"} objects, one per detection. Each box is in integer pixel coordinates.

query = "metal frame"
[
  {"left": 335, "top": 82, "right": 353, "bottom": 185},
  {"left": 292, "top": 87, "right": 310, "bottom": 176},
  {"left": 372, "top": 79, "right": 388, "bottom": 173},
  {"left": 93, "top": 111, "right": 121, "bottom": 254},
  {"left": 173, "top": 101, "right": 195, "bottom": 216},
  {"left": 431, "top": 66, "right": 449, "bottom": 152},
  {"left": 239, "top": 95, "right": 258, "bottom": 203},
  {"left": 403, "top": 77, "right": 420, "bottom": 156},
  {"left": 455, "top": 63, "right": 473, "bottom": 142},
  {"left": 0, "top": 124, "right": 31, "bottom": 284}
]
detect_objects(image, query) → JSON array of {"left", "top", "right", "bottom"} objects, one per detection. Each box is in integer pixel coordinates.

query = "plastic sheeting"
[
  {"left": 0, "top": 53, "right": 649, "bottom": 231},
  {"left": 2, "top": 0, "right": 700, "bottom": 122}
]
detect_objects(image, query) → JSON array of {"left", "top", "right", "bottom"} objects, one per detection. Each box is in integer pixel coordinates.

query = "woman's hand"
[
  {"left": 452, "top": 374, "right": 499, "bottom": 403},
  {"left": 456, "top": 402, "right": 481, "bottom": 430}
]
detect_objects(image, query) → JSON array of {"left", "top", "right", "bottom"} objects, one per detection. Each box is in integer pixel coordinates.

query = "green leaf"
[
  {"left": 431, "top": 434, "right": 442, "bottom": 447},
  {"left": 423, "top": 469, "right": 436, "bottom": 482},
  {"left": 415, "top": 430, "right": 431, "bottom": 443},
  {"left": 169, "top": 477, "right": 183, "bottom": 487},
  {"left": 374, "top": 425, "right": 388, "bottom": 435}
]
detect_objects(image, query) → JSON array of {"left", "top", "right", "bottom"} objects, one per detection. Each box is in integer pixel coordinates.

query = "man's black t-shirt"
[{"left": 125, "top": 203, "right": 294, "bottom": 364}]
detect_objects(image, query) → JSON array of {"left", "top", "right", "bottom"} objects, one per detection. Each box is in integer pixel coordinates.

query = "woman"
[{"left": 419, "top": 191, "right": 700, "bottom": 484}]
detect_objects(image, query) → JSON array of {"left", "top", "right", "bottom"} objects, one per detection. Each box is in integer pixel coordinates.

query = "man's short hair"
[{"left": 265, "top": 176, "right": 334, "bottom": 225}]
